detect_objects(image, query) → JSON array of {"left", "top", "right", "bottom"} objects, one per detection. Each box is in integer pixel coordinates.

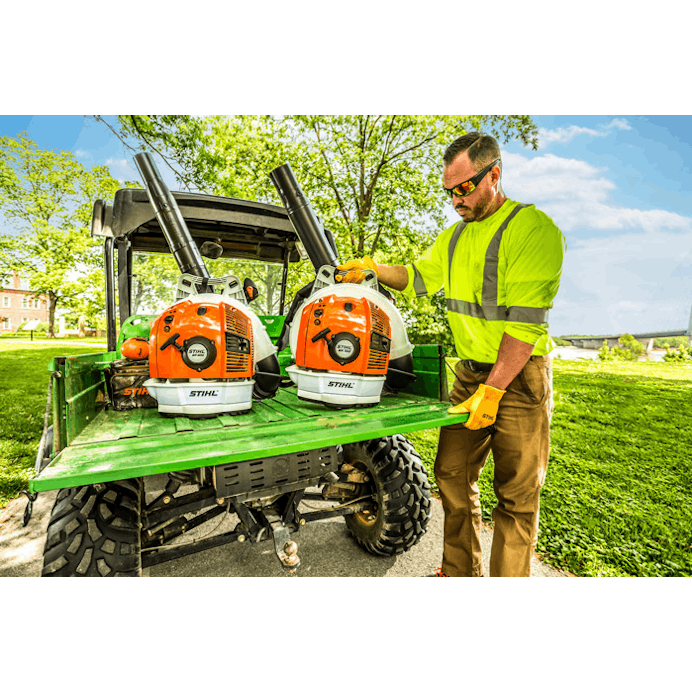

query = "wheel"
[
  {"left": 342, "top": 434, "right": 432, "bottom": 556},
  {"left": 41, "top": 479, "right": 143, "bottom": 577}
]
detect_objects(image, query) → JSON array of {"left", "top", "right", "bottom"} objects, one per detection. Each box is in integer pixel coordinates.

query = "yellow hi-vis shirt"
[{"left": 403, "top": 199, "right": 566, "bottom": 363}]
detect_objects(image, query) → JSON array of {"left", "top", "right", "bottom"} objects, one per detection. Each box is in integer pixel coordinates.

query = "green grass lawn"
[
  {"left": 2, "top": 344, "right": 691, "bottom": 577},
  {"left": 408, "top": 357, "right": 692, "bottom": 577},
  {"left": 0, "top": 341, "right": 107, "bottom": 506},
  {"left": 0, "top": 334, "right": 107, "bottom": 343}
]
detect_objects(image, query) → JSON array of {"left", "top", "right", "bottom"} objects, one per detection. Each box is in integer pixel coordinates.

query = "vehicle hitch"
[{"left": 263, "top": 508, "right": 300, "bottom": 572}]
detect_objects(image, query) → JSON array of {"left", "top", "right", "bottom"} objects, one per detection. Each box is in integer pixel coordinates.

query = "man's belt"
[
  {"left": 461, "top": 355, "right": 547, "bottom": 374},
  {"left": 462, "top": 359, "right": 494, "bottom": 373}
]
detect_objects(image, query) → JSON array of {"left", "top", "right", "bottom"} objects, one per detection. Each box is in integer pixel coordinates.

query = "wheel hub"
[{"left": 346, "top": 458, "right": 378, "bottom": 526}]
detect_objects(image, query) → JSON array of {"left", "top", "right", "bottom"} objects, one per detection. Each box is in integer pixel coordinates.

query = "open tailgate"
[{"left": 30, "top": 345, "right": 465, "bottom": 492}]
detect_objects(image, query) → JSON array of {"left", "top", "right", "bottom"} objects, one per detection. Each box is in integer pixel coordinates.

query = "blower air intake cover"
[{"left": 287, "top": 294, "right": 392, "bottom": 408}]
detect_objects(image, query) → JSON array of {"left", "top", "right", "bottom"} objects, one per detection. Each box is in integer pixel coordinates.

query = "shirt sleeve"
[
  {"left": 401, "top": 228, "right": 450, "bottom": 298},
  {"left": 502, "top": 211, "right": 566, "bottom": 345}
]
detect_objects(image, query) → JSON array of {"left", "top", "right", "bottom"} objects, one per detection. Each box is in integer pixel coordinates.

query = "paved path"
[{"left": 0, "top": 488, "right": 571, "bottom": 578}]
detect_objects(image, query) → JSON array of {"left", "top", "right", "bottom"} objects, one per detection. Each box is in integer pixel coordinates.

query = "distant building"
[{"left": 0, "top": 271, "right": 49, "bottom": 333}]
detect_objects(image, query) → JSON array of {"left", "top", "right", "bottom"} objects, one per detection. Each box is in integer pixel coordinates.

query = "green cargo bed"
[{"left": 30, "top": 344, "right": 462, "bottom": 492}]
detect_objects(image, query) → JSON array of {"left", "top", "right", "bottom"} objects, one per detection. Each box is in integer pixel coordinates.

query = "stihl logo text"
[
  {"left": 124, "top": 388, "right": 149, "bottom": 396},
  {"left": 189, "top": 390, "right": 219, "bottom": 397},
  {"left": 328, "top": 381, "right": 354, "bottom": 388}
]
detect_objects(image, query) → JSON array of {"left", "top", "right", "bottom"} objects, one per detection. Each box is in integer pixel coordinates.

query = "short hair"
[{"left": 443, "top": 132, "right": 502, "bottom": 173}]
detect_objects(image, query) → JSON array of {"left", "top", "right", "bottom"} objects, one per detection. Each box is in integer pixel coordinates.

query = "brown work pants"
[{"left": 434, "top": 356, "right": 553, "bottom": 577}]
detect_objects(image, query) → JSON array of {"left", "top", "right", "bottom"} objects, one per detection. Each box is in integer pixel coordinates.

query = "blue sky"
[{"left": 1, "top": 114, "right": 691, "bottom": 338}]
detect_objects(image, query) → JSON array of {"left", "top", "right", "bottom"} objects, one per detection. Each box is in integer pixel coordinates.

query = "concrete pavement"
[{"left": 0, "top": 486, "right": 571, "bottom": 578}]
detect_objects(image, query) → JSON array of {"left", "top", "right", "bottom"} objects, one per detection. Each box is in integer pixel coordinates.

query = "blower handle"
[
  {"left": 311, "top": 328, "right": 331, "bottom": 343},
  {"left": 159, "top": 332, "right": 183, "bottom": 352}
]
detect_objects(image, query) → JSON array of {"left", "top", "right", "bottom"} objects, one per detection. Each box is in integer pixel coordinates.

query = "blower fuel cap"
[{"left": 121, "top": 337, "right": 149, "bottom": 360}]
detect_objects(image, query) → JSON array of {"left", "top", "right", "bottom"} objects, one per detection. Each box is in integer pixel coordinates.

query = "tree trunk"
[
  {"left": 131, "top": 280, "right": 144, "bottom": 315},
  {"left": 48, "top": 293, "right": 58, "bottom": 338},
  {"left": 265, "top": 266, "right": 280, "bottom": 314}
]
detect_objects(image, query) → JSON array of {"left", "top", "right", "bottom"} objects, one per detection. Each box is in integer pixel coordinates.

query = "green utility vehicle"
[{"left": 29, "top": 161, "right": 461, "bottom": 576}]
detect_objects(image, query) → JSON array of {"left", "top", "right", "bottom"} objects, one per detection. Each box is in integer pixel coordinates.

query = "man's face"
[{"left": 443, "top": 152, "right": 499, "bottom": 223}]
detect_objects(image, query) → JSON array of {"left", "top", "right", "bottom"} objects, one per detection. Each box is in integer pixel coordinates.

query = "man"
[{"left": 337, "top": 132, "right": 565, "bottom": 577}]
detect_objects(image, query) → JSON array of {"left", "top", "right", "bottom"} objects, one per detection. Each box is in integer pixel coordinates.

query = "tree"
[
  {"left": 130, "top": 253, "right": 180, "bottom": 314},
  {"left": 66, "top": 269, "right": 110, "bottom": 332},
  {"left": 0, "top": 134, "right": 127, "bottom": 336}
]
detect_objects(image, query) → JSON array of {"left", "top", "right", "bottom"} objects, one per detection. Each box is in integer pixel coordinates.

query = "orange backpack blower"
[{"left": 289, "top": 293, "right": 392, "bottom": 408}]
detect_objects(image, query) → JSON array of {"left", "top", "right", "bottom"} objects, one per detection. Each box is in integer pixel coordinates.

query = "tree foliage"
[
  {"left": 116, "top": 115, "right": 537, "bottom": 263},
  {"left": 0, "top": 134, "right": 129, "bottom": 336},
  {"left": 663, "top": 344, "right": 692, "bottom": 362}
]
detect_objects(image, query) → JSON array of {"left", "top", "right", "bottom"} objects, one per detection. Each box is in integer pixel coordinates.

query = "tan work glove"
[
  {"left": 448, "top": 383, "right": 506, "bottom": 430},
  {"left": 335, "top": 256, "right": 379, "bottom": 284}
]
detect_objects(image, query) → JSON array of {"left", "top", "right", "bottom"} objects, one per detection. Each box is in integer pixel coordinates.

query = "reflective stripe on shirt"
[
  {"left": 412, "top": 264, "right": 428, "bottom": 297},
  {"left": 444, "top": 203, "right": 546, "bottom": 325},
  {"left": 445, "top": 299, "right": 548, "bottom": 324}
]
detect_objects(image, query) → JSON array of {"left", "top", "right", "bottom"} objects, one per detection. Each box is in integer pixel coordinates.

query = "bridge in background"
[
  {"left": 562, "top": 330, "right": 690, "bottom": 350},
  {"left": 561, "top": 303, "right": 692, "bottom": 350}
]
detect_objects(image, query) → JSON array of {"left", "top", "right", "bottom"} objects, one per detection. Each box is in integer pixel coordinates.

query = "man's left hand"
[{"left": 448, "top": 383, "right": 506, "bottom": 430}]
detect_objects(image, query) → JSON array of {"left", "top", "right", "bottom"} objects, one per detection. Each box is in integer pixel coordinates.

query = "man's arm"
[
  {"left": 338, "top": 230, "right": 448, "bottom": 294},
  {"left": 374, "top": 263, "right": 409, "bottom": 291},
  {"left": 448, "top": 332, "right": 535, "bottom": 428},
  {"left": 485, "top": 332, "right": 536, "bottom": 390}
]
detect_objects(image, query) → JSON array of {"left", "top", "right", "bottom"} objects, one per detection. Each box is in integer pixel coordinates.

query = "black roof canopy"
[{"left": 92, "top": 188, "right": 301, "bottom": 264}]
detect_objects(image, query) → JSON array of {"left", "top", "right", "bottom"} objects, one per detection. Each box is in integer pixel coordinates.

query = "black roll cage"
[{"left": 94, "top": 188, "right": 302, "bottom": 352}]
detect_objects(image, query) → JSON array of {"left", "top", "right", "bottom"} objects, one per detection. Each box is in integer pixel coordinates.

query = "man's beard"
[{"left": 455, "top": 194, "right": 492, "bottom": 222}]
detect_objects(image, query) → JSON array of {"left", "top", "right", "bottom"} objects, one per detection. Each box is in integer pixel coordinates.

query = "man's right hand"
[
  {"left": 335, "top": 256, "right": 379, "bottom": 284},
  {"left": 448, "top": 382, "right": 506, "bottom": 430}
]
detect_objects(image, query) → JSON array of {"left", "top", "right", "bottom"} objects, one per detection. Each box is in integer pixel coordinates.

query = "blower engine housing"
[
  {"left": 286, "top": 293, "right": 394, "bottom": 408},
  {"left": 145, "top": 292, "right": 278, "bottom": 417}
]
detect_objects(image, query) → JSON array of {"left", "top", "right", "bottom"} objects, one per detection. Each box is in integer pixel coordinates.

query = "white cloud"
[
  {"left": 106, "top": 157, "right": 129, "bottom": 168},
  {"left": 104, "top": 157, "right": 137, "bottom": 183},
  {"left": 538, "top": 118, "right": 632, "bottom": 147},
  {"left": 605, "top": 118, "right": 632, "bottom": 131},
  {"left": 538, "top": 125, "right": 608, "bottom": 147},
  {"left": 75, "top": 149, "right": 88, "bottom": 158},
  {"left": 494, "top": 148, "right": 692, "bottom": 336},
  {"left": 502, "top": 151, "right": 692, "bottom": 234},
  {"left": 549, "top": 228, "right": 692, "bottom": 335}
]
